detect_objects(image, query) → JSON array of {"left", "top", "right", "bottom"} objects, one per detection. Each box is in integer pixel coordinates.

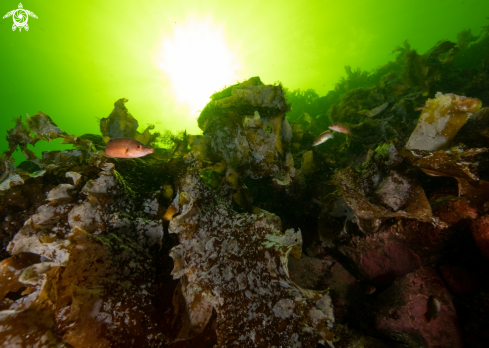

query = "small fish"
[
  {"left": 312, "top": 131, "right": 334, "bottom": 146},
  {"left": 357, "top": 102, "right": 389, "bottom": 117},
  {"left": 105, "top": 138, "right": 154, "bottom": 158},
  {"left": 424, "top": 296, "right": 441, "bottom": 323},
  {"left": 329, "top": 123, "right": 350, "bottom": 134}
]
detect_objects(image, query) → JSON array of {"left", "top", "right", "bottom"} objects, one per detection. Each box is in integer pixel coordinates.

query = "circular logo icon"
[{"left": 13, "top": 9, "right": 28, "bottom": 27}]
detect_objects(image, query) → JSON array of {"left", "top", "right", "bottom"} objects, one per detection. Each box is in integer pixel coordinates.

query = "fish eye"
[{"left": 137, "top": 145, "right": 141, "bottom": 149}]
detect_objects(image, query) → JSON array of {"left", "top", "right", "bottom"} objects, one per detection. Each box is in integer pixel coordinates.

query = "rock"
[
  {"left": 333, "top": 325, "right": 406, "bottom": 348},
  {"left": 439, "top": 264, "right": 478, "bottom": 296},
  {"left": 433, "top": 197, "right": 478, "bottom": 225},
  {"left": 288, "top": 254, "right": 332, "bottom": 290},
  {"left": 471, "top": 214, "right": 489, "bottom": 258},
  {"left": 0, "top": 155, "right": 169, "bottom": 346},
  {"left": 340, "top": 233, "right": 421, "bottom": 284},
  {"left": 375, "top": 170, "right": 411, "bottom": 211},
  {"left": 169, "top": 174, "right": 334, "bottom": 347},
  {"left": 338, "top": 214, "right": 464, "bottom": 285},
  {"left": 197, "top": 77, "right": 291, "bottom": 181},
  {"left": 0, "top": 173, "right": 25, "bottom": 191},
  {"left": 46, "top": 184, "right": 76, "bottom": 203},
  {"left": 65, "top": 171, "right": 82, "bottom": 186},
  {"left": 326, "top": 257, "right": 360, "bottom": 324},
  {"left": 374, "top": 267, "right": 463, "bottom": 348}
]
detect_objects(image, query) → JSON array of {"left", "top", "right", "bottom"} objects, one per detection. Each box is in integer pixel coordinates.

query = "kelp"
[
  {"left": 99, "top": 98, "right": 161, "bottom": 146},
  {"left": 400, "top": 146, "right": 489, "bottom": 212},
  {"left": 1, "top": 113, "right": 93, "bottom": 183},
  {"left": 405, "top": 92, "right": 482, "bottom": 151},
  {"left": 401, "top": 146, "right": 487, "bottom": 181},
  {"left": 453, "top": 107, "right": 489, "bottom": 148}
]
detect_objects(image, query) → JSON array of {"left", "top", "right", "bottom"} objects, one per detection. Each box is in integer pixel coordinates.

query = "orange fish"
[
  {"left": 105, "top": 138, "right": 154, "bottom": 158},
  {"left": 329, "top": 123, "right": 351, "bottom": 134}
]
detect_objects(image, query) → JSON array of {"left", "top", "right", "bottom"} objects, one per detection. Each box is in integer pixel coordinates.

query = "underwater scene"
[{"left": 1, "top": 0, "right": 489, "bottom": 347}]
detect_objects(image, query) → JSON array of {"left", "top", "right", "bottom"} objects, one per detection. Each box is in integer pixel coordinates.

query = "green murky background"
[{"left": 0, "top": 0, "right": 487, "bottom": 162}]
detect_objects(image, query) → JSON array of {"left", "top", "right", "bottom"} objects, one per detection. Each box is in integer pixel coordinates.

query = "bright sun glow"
[{"left": 156, "top": 18, "right": 241, "bottom": 118}]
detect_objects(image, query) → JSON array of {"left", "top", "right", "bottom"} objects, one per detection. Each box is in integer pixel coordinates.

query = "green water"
[{"left": 1, "top": 0, "right": 487, "bottom": 162}]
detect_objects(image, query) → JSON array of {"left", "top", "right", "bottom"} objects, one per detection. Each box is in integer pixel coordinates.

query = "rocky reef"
[{"left": 1, "top": 25, "right": 489, "bottom": 348}]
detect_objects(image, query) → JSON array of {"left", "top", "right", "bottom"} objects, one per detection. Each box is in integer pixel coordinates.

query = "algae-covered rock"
[
  {"left": 405, "top": 92, "right": 482, "bottom": 151},
  {"left": 335, "top": 143, "right": 435, "bottom": 232},
  {"left": 337, "top": 166, "right": 432, "bottom": 223},
  {"left": 196, "top": 77, "right": 291, "bottom": 179},
  {"left": 169, "top": 173, "right": 334, "bottom": 347},
  {"left": 0, "top": 155, "right": 171, "bottom": 346}
]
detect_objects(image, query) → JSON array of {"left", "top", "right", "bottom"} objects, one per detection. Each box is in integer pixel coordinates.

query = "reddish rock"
[
  {"left": 375, "top": 267, "right": 463, "bottom": 348},
  {"left": 434, "top": 197, "right": 478, "bottom": 226},
  {"left": 471, "top": 214, "right": 489, "bottom": 258},
  {"left": 328, "top": 258, "right": 360, "bottom": 322},
  {"left": 387, "top": 218, "right": 464, "bottom": 266},
  {"left": 439, "top": 264, "right": 478, "bottom": 296},
  {"left": 340, "top": 231, "right": 421, "bottom": 284},
  {"left": 339, "top": 213, "right": 464, "bottom": 285},
  {"left": 360, "top": 241, "right": 421, "bottom": 283}
]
